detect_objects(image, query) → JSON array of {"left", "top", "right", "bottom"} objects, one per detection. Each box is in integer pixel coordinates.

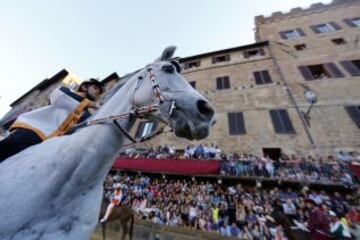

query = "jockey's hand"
[{"left": 88, "top": 101, "right": 100, "bottom": 110}]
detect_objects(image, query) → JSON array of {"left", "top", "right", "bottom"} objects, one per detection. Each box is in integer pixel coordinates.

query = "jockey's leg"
[
  {"left": 0, "top": 129, "right": 42, "bottom": 162},
  {"left": 100, "top": 203, "right": 115, "bottom": 223}
]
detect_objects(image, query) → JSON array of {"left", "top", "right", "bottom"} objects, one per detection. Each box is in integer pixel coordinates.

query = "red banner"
[
  {"left": 350, "top": 163, "right": 360, "bottom": 178},
  {"left": 113, "top": 157, "right": 220, "bottom": 175}
]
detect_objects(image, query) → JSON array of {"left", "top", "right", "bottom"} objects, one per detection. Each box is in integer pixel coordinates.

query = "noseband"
[{"left": 67, "top": 65, "right": 176, "bottom": 144}]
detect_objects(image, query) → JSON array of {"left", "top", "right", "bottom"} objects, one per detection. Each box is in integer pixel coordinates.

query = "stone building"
[
  {"left": 143, "top": 0, "right": 360, "bottom": 157},
  {"left": 1, "top": 0, "right": 359, "bottom": 158}
]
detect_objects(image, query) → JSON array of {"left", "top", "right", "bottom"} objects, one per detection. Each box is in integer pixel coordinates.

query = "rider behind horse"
[
  {"left": 0, "top": 79, "right": 103, "bottom": 162},
  {"left": 100, "top": 183, "right": 124, "bottom": 223}
]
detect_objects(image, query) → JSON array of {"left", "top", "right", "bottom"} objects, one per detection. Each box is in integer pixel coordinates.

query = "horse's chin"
[{"left": 172, "top": 117, "right": 210, "bottom": 141}]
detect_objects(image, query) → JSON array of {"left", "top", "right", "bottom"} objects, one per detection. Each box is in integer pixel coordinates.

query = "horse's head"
[{"left": 132, "top": 46, "right": 216, "bottom": 140}]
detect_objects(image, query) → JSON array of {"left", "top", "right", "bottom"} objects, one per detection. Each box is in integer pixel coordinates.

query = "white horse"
[{"left": 0, "top": 46, "right": 215, "bottom": 240}]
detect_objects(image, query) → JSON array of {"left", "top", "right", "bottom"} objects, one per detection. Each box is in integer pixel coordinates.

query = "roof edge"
[
  {"left": 10, "top": 69, "right": 69, "bottom": 107},
  {"left": 179, "top": 41, "right": 269, "bottom": 63}
]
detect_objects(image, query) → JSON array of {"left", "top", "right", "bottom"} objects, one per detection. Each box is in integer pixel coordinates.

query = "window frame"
[
  {"left": 345, "top": 105, "right": 360, "bottom": 128},
  {"left": 311, "top": 22, "right": 341, "bottom": 34},
  {"left": 253, "top": 70, "right": 273, "bottom": 85},
  {"left": 331, "top": 38, "right": 347, "bottom": 45},
  {"left": 228, "top": 112, "right": 246, "bottom": 135},
  {"left": 184, "top": 60, "right": 201, "bottom": 70},
  {"left": 294, "top": 44, "right": 307, "bottom": 51},
  {"left": 279, "top": 28, "right": 305, "bottom": 40},
  {"left": 243, "top": 48, "right": 265, "bottom": 58},
  {"left": 136, "top": 121, "right": 158, "bottom": 138},
  {"left": 216, "top": 76, "right": 231, "bottom": 90},
  {"left": 298, "top": 63, "right": 345, "bottom": 81},
  {"left": 212, "top": 54, "right": 231, "bottom": 64},
  {"left": 269, "top": 109, "right": 296, "bottom": 134}
]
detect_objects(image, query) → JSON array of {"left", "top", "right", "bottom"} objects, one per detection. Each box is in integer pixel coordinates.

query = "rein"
[{"left": 67, "top": 65, "right": 176, "bottom": 145}]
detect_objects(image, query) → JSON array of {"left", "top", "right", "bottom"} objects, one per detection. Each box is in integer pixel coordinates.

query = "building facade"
[
  {"left": 146, "top": 0, "right": 360, "bottom": 157},
  {"left": 1, "top": 0, "right": 359, "bottom": 158}
]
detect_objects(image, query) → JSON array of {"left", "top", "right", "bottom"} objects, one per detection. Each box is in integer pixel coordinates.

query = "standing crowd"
[
  {"left": 119, "top": 145, "right": 359, "bottom": 186},
  {"left": 103, "top": 173, "right": 360, "bottom": 239}
]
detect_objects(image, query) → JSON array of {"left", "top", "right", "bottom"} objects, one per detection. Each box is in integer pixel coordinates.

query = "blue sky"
[{"left": 0, "top": 0, "right": 330, "bottom": 117}]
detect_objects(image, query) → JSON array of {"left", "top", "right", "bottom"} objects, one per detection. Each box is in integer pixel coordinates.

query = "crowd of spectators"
[
  {"left": 118, "top": 145, "right": 359, "bottom": 186},
  {"left": 104, "top": 173, "right": 360, "bottom": 239}
]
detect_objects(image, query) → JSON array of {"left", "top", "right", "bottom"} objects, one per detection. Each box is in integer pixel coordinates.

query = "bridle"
[{"left": 67, "top": 64, "right": 177, "bottom": 145}]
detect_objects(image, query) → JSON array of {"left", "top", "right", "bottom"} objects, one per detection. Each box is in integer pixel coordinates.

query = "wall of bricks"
[{"left": 153, "top": 0, "right": 360, "bottom": 156}]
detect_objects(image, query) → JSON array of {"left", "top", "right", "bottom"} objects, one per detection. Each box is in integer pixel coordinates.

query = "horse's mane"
[{"left": 100, "top": 70, "right": 141, "bottom": 105}]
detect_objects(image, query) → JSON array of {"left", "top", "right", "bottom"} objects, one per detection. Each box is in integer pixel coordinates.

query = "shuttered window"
[
  {"left": 216, "top": 76, "right": 230, "bottom": 90},
  {"left": 228, "top": 112, "right": 246, "bottom": 135},
  {"left": 340, "top": 60, "right": 360, "bottom": 76},
  {"left": 212, "top": 54, "right": 231, "bottom": 64},
  {"left": 324, "top": 63, "right": 345, "bottom": 78},
  {"left": 298, "top": 63, "right": 345, "bottom": 80},
  {"left": 243, "top": 48, "right": 265, "bottom": 58},
  {"left": 343, "top": 18, "right": 360, "bottom": 27},
  {"left": 345, "top": 106, "right": 360, "bottom": 128},
  {"left": 253, "top": 70, "right": 273, "bottom": 85},
  {"left": 184, "top": 60, "right": 201, "bottom": 70},
  {"left": 269, "top": 109, "right": 295, "bottom": 134},
  {"left": 279, "top": 28, "right": 305, "bottom": 39},
  {"left": 311, "top": 22, "right": 341, "bottom": 34},
  {"left": 136, "top": 121, "right": 158, "bottom": 138}
]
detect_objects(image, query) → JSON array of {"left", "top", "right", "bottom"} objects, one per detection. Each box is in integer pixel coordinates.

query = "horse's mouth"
[{"left": 171, "top": 110, "right": 211, "bottom": 140}]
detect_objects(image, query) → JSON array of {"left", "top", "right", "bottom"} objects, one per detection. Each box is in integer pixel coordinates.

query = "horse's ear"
[{"left": 155, "top": 46, "right": 177, "bottom": 62}]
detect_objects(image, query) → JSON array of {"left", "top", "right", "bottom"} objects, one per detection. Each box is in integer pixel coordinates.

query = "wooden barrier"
[
  {"left": 91, "top": 219, "right": 311, "bottom": 240},
  {"left": 91, "top": 219, "right": 242, "bottom": 240}
]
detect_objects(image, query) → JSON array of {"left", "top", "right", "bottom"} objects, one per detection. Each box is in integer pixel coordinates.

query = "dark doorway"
[{"left": 263, "top": 148, "right": 282, "bottom": 161}]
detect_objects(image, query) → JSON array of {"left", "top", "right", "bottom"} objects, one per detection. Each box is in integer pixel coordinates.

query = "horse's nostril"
[{"left": 197, "top": 100, "right": 214, "bottom": 118}]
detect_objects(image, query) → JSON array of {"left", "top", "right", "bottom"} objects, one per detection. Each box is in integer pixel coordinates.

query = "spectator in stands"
[
  {"left": 228, "top": 222, "right": 241, "bottom": 237},
  {"left": 329, "top": 210, "right": 352, "bottom": 239},
  {"left": 307, "top": 198, "right": 331, "bottom": 240},
  {"left": 117, "top": 146, "right": 356, "bottom": 187},
  {"left": 283, "top": 199, "right": 297, "bottom": 217},
  {"left": 194, "top": 144, "right": 205, "bottom": 159},
  {"left": 103, "top": 173, "right": 358, "bottom": 239}
]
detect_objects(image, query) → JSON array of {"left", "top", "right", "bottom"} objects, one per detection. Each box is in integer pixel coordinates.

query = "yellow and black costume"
[{"left": 0, "top": 86, "right": 96, "bottom": 162}]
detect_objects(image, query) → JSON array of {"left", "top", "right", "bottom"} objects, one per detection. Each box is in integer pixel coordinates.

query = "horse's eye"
[{"left": 162, "top": 65, "right": 175, "bottom": 74}]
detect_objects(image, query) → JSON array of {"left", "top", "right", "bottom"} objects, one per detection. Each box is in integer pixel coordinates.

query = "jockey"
[
  {"left": 100, "top": 183, "right": 124, "bottom": 223},
  {"left": 0, "top": 78, "right": 103, "bottom": 162}
]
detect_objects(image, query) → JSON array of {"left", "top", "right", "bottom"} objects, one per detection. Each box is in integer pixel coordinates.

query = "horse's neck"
[{"left": 72, "top": 75, "right": 139, "bottom": 186}]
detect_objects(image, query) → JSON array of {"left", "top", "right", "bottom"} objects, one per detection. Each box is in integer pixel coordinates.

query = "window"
[
  {"left": 269, "top": 109, "right": 295, "bottom": 134},
  {"left": 298, "top": 63, "right": 345, "bottom": 80},
  {"left": 345, "top": 106, "right": 360, "bottom": 128},
  {"left": 136, "top": 121, "right": 158, "bottom": 138},
  {"left": 318, "top": 24, "right": 335, "bottom": 33},
  {"left": 212, "top": 54, "right": 230, "bottom": 64},
  {"left": 279, "top": 28, "right": 305, "bottom": 39},
  {"left": 184, "top": 60, "right": 200, "bottom": 70},
  {"left": 340, "top": 60, "right": 360, "bottom": 76},
  {"left": 228, "top": 112, "right": 246, "bottom": 135},
  {"left": 216, "top": 76, "right": 230, "bottom": 90},
  {"left": 294, "top": 44, "right": 307, "bottom": 51},
  {"left": 189, "top": 81, "right": 196, "bottom": 89},
  {"left": 353, "top": 18, "right": 360, "bottom": 27},
  {"left": 332, "top": 38, "right": 347, "bottom": 45},
  {"left": 343, "top": 17, "right": 360, "bottom": 27},
  {"left": 243, "top": 48, "right": 265, "bottom": 58},
  {"left": 311, "top": 22, "right": 341, "bottom": 34},
  {"left": 253, "top": 70, "right": 273, "bottom": 85}
]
